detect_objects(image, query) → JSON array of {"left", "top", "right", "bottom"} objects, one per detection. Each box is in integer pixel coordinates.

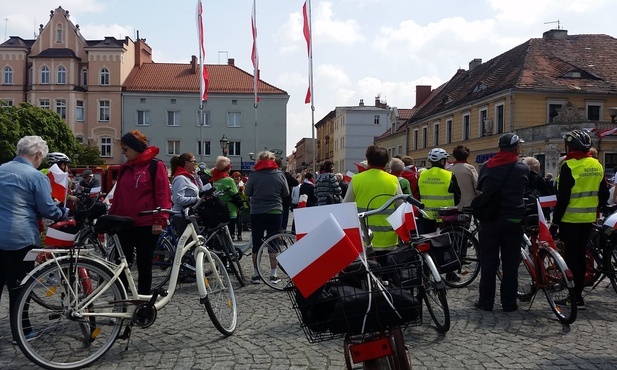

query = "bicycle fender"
[{"left": 543, "top": 246, "right": 576, "bottom": 289}]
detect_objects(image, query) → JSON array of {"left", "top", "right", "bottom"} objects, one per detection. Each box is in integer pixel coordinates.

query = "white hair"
[
  {"left": 258, "top": 150, "right": 275, "bottom": 160},
  {"left": 16, "top": 135, "right": 49, "bottom": 157}
]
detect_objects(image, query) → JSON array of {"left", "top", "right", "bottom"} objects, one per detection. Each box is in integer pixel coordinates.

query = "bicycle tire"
[
  {"left": 256, "top": 231, "right": 296, "bottom": 290},
  {"left": 390, "top": 327, "right": 411, "bottom": 370},
  {"left": 516, "top": 250, "right": 536, "bottom": 302},
  {"left": 539, "top": 248, "right": 577, "bottom": 325},
  {"left": 151, "top": 234, "right": 176, "bottom": 290},
  {"left": 215, "top": 228, "right": 246, "bottom": 287},
  {"left": 201, "top": 251, "right": 237, "bottom": 335},
  {"left": 608, "top": 245, "right": 617, "bottom": 294},
  {"left": 421, "top": 264, "right": 450, "bottom": 333},
  {"left": 439, "top": 226, "right": 480, "bottom": 288},
  {"left": 11, "top": 257, "right": 126, "bottom": 370},
  {"left": 584, "top": 231, "right": 602, "bottom": 286}
]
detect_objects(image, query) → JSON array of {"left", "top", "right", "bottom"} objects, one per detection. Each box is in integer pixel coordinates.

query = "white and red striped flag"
[
  {"left": 103, "top": 182, "right": 116, "bottom": 205},
  {"left": 595, "top": 127, "right": 617, "bottom": 138},
  {"left": 536, "top": 198, "right": 556, "bottom": 249},
  {"left": 251, "top": 0, "right": 260, "bottom": 107},
  {"left": 196, "top": 0, "right": 209, "bottom": 102},
  {"left": 47, "top": 164, "right": 68, "bottom": 204},
  {"left": 387, "top": 203, "right": 411, "bottom": 242},
  {"left": 297, "top": 194, "right": 308, "bottom": 208},
  {"left": 343, "top": 170, "right": 355, "bottom": 183},
  {"left": 294, "top": 202, "right": 362, "bottom": 253},
  {"left": 302, "top": 0, "right": 313, "bottom": 104},
  {"left": 539, "top": 195, "right": 557, "bottom": 208},
  {"left": 404, "top": 203, "right": 418, "bottom": 236},
  {"left": 45, "top": 227, "right": 76, "bottom": 247},
  {"left": 277, "top": 214, "right": 359, "bottom": 298}
]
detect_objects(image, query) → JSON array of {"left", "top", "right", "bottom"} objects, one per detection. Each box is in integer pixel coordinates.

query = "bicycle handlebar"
[
  {"left": 138, "top": 208, "right": 180, "bottom": 216},
  {"left": 357, "top": 194, "right": 425, "bottom": 219}
]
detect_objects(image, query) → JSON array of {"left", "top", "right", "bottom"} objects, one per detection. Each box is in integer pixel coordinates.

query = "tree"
[
  {"left": 75, "top": 143, "right": 105, "bottom": 166},
  {"left": 0, "top": 102, "right": 80, "bottom": 164}
]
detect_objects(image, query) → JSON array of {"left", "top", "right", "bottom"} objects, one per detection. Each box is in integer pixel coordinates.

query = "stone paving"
[{"left": 1, "top": 233, "right": 617, "bottom": 369}]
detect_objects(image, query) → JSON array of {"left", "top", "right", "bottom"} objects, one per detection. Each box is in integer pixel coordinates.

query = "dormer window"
[
  {"left": 473, "top": 83, "right": 488, "bottom": 93},
  {"left": 56, "top": 23, "right": 63, "bottom": 43},
  {"left": 563, "top": 71, "right": 581, "bottom": 78}
]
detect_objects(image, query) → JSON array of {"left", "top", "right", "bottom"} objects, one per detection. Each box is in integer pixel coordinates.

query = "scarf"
[
  {"left": 173, "top": 167, "right": 198, "bottom": 186},
  {"left": 564, "top": 151, "right": 591, "bottom": 161},
  {"left": 485, "top": 151, "right": 518, "bottom": 168},
  {"left": 210, "top": 168, "right": 230, "bottom": 183},
  {"left": 254, "top": 159, "right": 278, "bottom": 171}
]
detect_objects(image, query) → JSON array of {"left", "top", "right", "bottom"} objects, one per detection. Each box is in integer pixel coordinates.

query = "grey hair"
[
  {"left": 258, "top": 150, "right": 275, "bottom": 160},
  {"left": 335, "top": 173, "right": 343, "bottom": 181},
  {"left": 16, "top": 135, "right": 49, "bottom": 158},
  {"left": 522, "top": 156, "right": 540, "bottom": 173},
  {"left": 389, "top": 157, "right": 405, "bottom": 173}
]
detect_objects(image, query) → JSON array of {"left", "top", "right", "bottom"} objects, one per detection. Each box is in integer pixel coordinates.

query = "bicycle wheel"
[
  {"left": 390, "top": 327, "right": 411, "bottom": 370},
  {"left": 11, "top": 258, "right": 126, "bottom": 370},
  {"left": 201, "top": 251, "right": 237, "bottom": 336},
  {"left": 215, "top": 228, "right": 245, "bottom": 287},
  {"left": 421, "top": 264, "right": 450, "bottom": 333},
  {"left": 440, "top": 226, "right": 480, "bottom": 288},
  {"left": 584, "top": 231, "right": 602, "bottom": 286},
  {"left": 256, "top": 232, "right": 296, "bottom": 290},
  {"left": 539, "top": 248, "right": 577, "bottom": 325},
  {"left": 151, "top": 234, "right": 176, "bottom": 291},
  {"left": 607, "top": 245, "right": 617, "bottom": 294},
  {"left": 517, "top": 252, "right": 536, "bottom": 302}
]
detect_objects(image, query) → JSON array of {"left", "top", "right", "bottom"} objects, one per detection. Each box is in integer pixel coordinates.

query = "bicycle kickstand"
[{"left": 117, "top": 324, "right": 133, "bottom": 351}]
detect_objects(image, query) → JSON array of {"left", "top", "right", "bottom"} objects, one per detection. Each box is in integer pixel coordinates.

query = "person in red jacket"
[{"left": 109, "top": 130, "right": 171, "bottom": 294}]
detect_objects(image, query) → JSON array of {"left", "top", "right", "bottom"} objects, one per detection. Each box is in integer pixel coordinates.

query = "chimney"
[
  {"left": 469, "top": 58, "right": 482, "bottom": 71},
  {"left": 359, "top": 99, "right": 364, "bottom": 107},
  {"left": 191, "top": 55, "right": 198, "bottom": 73},
  {"left": 543, "top": 29, "right": 568, "bottom": 40},
  {"left": 415, "top": 85, "right": 432, "bottom": 106},
  {"left": 228, "top": 58, "right": 235, "bottom": 66}
]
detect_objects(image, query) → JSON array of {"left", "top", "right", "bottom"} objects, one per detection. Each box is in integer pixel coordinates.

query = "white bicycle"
[{"left": 11, "top": 203, "right": 237, "bottom": 370}]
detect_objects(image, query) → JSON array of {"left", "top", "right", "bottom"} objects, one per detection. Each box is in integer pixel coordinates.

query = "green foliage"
[
  {"left": 0, "top": 102, "right": 80, "bottom": 164},
  {"left": 75, "top": 143, "right": 105, "bottom": 165}
]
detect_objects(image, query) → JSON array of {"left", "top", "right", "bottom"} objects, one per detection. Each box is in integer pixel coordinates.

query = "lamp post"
[
  {"left": 248, "top": 152, "right": 254, "bottom": 161},
  {"left": 219, "top": 135, "right": 229, "bottom": 156}
]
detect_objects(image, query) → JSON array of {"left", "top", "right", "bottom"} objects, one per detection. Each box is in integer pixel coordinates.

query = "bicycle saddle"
[{"left": 94, "top": 215, "right": 135, "bottom": 235}]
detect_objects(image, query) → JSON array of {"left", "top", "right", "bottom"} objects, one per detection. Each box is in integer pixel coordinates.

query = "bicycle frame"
[{"left": 520, "top": 232, "right": 575, "bottom": 290}]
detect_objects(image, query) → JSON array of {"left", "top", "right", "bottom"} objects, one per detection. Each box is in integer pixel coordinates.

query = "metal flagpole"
[
  {"left": 306, "top": 0, "right": 316, "bottom": 175},
  {"left": 252, "top": 0, "right": 259, "bottom": 160}
]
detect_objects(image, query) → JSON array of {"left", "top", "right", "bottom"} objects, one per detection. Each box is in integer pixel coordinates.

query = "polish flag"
[
  {"left": 90, "top": 186, "right": 101, "bottom": 196},
  {"left": 539, "top": 195, "right": 557, "bottom": 208},
  {"left": 47, "top": 164, "right": 68, "bottom": 204},
  {"left": 294, "top": 202, "right": 362, "bottom": 253},
  {"left": 196, "top": 0, "right": 209, "bottom": 102},
  {"left": 277, "top": 214, "right": 360, "bottom": 298},
  {"left": 387, "top": 204, "right": 411, "bottom": 242},
  {"left": 45, "top": 227, "right": 76, "bottom": 247},
  {"left": 344, "top": 170, "right": 355, "bottom": 183},
  {"left": 595, "top": 127, "right": 617, "bottom": 138},
  {"left": 297, "top": 194, "right": 308, "bottom": 208},
  {"left": 536, "top": 198, "right": 556, "bottom": 249},
  {"left": 302, "top": 0, "right": 312, "bottom": 104},
  {"left": 354, "top": 162, "right": 368, "bottom": 173},
  {"left": 251, "top": 0, "right": 260, "bottom": 107},
  {"left": 103, "top": 183, "right": 116, "bottom": 205},
  {"left": 404, "top": 203, "right": 418, "bottom": 236}
]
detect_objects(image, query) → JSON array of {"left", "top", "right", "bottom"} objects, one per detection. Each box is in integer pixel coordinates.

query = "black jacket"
[{"left": 477, "top": 161, "right": 529, "bottom": 220}]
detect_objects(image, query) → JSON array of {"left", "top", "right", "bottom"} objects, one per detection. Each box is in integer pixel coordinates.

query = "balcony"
[{"left": 515, "top": 121, "right": 614, "bottom": 142}]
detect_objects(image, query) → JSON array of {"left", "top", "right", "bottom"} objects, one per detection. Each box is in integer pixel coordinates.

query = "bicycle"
[
  {"left": 582, "top": 204, "right": 617, "bottom": 293},
  {"left": 11, "top": 201, "right": 237, "bottom": 370},
  {"left": 514, "top": 217, "right": 577, "bottom": 324},
  {"left": 255, "top": 231, "right": 297, "bottom": 289}
]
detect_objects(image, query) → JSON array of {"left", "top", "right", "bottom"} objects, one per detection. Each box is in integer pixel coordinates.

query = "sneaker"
[
  {"left": 555, "top": 297, "right": 585, "bottom": 310},
  {"left": 251, "top": 275, "right": 261, "bottom": 284},
  {"left": 269, "top": 276, "right": 281, "bottom": 284},
  {"left": 12, "top": 330, "right": 41, "bottom": 345},
  {"left": 237, "top": 235, "right": 243, "bottom": 241}
]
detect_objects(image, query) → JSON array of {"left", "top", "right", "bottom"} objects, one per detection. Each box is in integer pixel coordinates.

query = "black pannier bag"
[
  {"left": 195, "top": 196, "right": 230, "bottom": 229},
  {"left": 428, "top": 233, "right": 461, "bottom": 273}
]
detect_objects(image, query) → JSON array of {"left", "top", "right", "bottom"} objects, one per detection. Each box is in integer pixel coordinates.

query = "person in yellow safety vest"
[
  {"left": 417, "top": 148, "right": 461, "bottom": 234},
  {"left": 343, "top": 145, "right": 403, "bottom": 254},
  {"left": 552, "top": 130, "right": 609, "bottom": 310}
]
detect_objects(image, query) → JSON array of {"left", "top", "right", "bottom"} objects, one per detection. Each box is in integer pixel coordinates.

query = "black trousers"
[
  {"left": 559, "top": 222, "right": 592, "bottom": 301},
  {"left": 0, "top": 246, "right": 35, "bottom": 339},
  {"left": 478, "top": 219, "right": 523, "bottom": 309},
  {"left": 117, "top": 226, "right": 158, "bottom": 295}
]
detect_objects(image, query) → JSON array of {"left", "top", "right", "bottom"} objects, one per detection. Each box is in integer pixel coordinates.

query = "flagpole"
[
  {"left": 252, "top": 0, "right": 259, "bottom": 158},
  {"left": 304, "top": 0, "right": 316, "bottom": 174},
  {"left": 197, "top": 0, "right": 208, "bottom": 163}
]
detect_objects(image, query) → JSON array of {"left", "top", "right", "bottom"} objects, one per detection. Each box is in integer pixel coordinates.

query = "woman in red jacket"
[{"left": 109, "top": 130, "right": 171, "bottom": 294}]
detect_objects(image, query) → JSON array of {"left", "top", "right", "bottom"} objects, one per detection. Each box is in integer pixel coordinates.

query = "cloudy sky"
[{"left": 1, "top": 0, "right": 614, "bottom": 155}]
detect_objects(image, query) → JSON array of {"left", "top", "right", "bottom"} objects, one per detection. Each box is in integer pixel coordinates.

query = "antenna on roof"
[{"left": 544, "top": 20, "right": 561, "bottom": 30}]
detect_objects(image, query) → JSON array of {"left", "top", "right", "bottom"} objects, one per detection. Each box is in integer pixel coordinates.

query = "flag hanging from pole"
[
  {"left": 251, "top": 0, "right": 260, "bottom": 107},
  {"left": 302, "top": 0, "right": 312, "bottom": 104},
  {"left": 196, "top": 0, "right": 209, "bottom": 102}
]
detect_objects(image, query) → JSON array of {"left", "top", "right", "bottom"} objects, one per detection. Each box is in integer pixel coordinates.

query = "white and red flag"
[
  {"left": 343, "top": 170, "right": 355, "bottom": 183},
  {"left": 536, "top": 198, "right": 556, "bottom": 249},
  {"left": 45, "top": 227, "right": 76, "bottom": 247},
  {"left": 302, "top": 0, "right": 313, "bottom": 104},
  {"left": 386, "top": 203, "right": 418, "bottom": 242},
  {"left": 251, "top": 0, "right": 260, "bottom": 107},
  {"left": 277, "top": 214, "right": 360, "bottom": 297},
  {"left": 594, "top": 127, "right": 617, "bottom": 138},
  {"left": 47, "top": 164, "right": 69, "bottom": 204},
  {"left": 539, "top": 195, "right": 557, "bottom": 208},
  {"left": 196, "top": 0, "right": 209, "bottom": 102},
  {"left": 404, "top": 203, "right": 418, "bottom": 236},
  {"left": 103, "top": 183, "right": 116, "bottom": 205},
  {"left": 294, "top": 202, "right": 362, "bottom": 252},
  {"left": 297, "top": 194, "right": 308, "bottom": 208}
]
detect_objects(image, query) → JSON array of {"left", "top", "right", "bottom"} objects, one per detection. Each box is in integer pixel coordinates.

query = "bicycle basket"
[
  {"left": 195, "top": 196, "right": 230, "bottom": 229},
  {"left": 286, "top": 258, "right": 422, "bottom": 343},
  {"left": 425, "top": 233, "right": 461, "bottom": 274}
]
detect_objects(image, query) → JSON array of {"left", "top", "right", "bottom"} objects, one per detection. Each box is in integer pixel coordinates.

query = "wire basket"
[{"left": 286, "top": 250, "right": 423, "bottom": 343}]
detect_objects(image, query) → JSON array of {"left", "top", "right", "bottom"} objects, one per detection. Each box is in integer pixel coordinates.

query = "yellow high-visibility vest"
[
  {"left": 418, "top": 167, "right": 454, "bottom": 220},
  {"left": 560, "top": 157, "right": 603, "bottom": 223}
]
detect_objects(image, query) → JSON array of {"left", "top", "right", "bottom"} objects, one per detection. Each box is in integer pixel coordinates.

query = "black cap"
[
  {"left": 81, "top": 169, "right": 93, "bottom": 177},
  {"left": 498, "top": 133, "right": 524, "bottom": 149}
]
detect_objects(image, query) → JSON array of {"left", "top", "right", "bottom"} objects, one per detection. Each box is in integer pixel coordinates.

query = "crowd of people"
[{"left": 1, "top": 127, "right": 612, "bottom": 345}]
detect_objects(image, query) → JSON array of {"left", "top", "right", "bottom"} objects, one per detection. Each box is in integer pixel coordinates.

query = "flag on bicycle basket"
[
  {"left": 536, "top": 198, "right": 556, "bottom": 249},
  {"left": 277, "top": 214, "right": 359, "bottom": 298},
  {"left": 47, "top": 164, "right": 69, "bottom": 204},
  {"left": 538, "top": 195, "right": 557, "bottom": 208},
  {"left": 44, "top": 226, "right": 76, "bottom": 247},
  {"left": 294, "top": 202, "right": 363, "bottom": 252},
  {"left": 387, "top": 203, "right": 415, "bottom": 242}
]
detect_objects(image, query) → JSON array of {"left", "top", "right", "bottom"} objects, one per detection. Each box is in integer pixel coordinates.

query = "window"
[
  {"left": 3, "top": 66, "right": 13, "bottom": 85},
  {"left": 140, "top": 98, "right": 146, "bottom": 103},
  {"left": 398, "top": 145, "right": 402, "bottom": 155},
  {"left": 76, "top": 101, "right": 84, "bottom": 122},
  {"left": 197, "top": 140, "right": 211, "bottom": 156},
  {"left": 548, "top": 101, "right": 564, "bottom": 123},
  {"left": 0, "top": 99, "right": 13, "bottom": 107},
  {"left": 197, "top": 110, "right": 211, "bottom": 126},
  {"left": 57, "top": 66, "right": 66, "bottom": 84},
  {"left": 171, "top": 99, "right": 176, "bottom": 104},
  {"left": 446, "top": 119, "right": 453, "bottom": 144},
  {"left": 56, "top": 24, "right": 63, "bottom": 43},
  {"left": 167, "top": 140, "right": 180, "bottom": 155},
  {"left": 495, "top": 103, "right": 505, "bottom": 134},
  {"left": 227, "top": 112, "right": 241, "bottom": 127},
  {"left": 41, "top": 66, "right": 50, "bottom": 84},
  {"left": 422, "top": 127, "right": 427, "bottom": 148},
  {"left": 434, "top": 122, "right": 440, "bottom": 146},
  {"left": 98, "top": 100, "right": 110, "bottom": 121},
  {"left": 374, "top": 115, "right": 380, "bottom": 125},
  {"left": 137, "top": 110, "right": 150, "bottom": 125},
  {"left": 80, "top": 68, "right": 88, "bottom": 87},
  {"left": 100, "top": 137, "right": 112, "bottom": 157},
  {"left": 55, "top": 99, "right": 66, "bottom": 119},
  {"left": 587, "top": 103, "right": 602, "bottom": 121},
  {"left": 99, "top": 68, "right": 109, "bottom": 85},
  {"left": 167, "top": 111, "right": 180, "bottom": 126},
  {"left": 228, "top": 141, "right": 241, "bottom": 156},
  {"left": 39, "top": 99, "right": 50, "bottom": 110},
  {"left": 479, "top": 108, "right": 488, "bottom": 137},
  {"left": 462, "top": 113, "right": 470, "bottom": 140},
  {"left": 413, "top": 129, "right": 418, "bottom": 150}
]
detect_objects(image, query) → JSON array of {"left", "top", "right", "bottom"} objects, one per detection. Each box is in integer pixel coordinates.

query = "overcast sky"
[{"left": 2, "top": 0, "right": 614, "bottom": 155}]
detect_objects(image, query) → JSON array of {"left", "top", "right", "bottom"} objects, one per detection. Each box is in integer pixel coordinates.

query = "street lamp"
[
  {"left": 609, "top": 107, "right": 617, "bottom": 123},
  {"left": 248, "top": 152, "right": 254, "bottom": 161},
  {"left": 219, "top": 135, "right": 229, "bottom": 156}
]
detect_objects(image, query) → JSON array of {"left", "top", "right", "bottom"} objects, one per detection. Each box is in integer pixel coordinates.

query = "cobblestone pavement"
[{"left": 1, "top": 232, "right": 617, "bottom": 369}]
